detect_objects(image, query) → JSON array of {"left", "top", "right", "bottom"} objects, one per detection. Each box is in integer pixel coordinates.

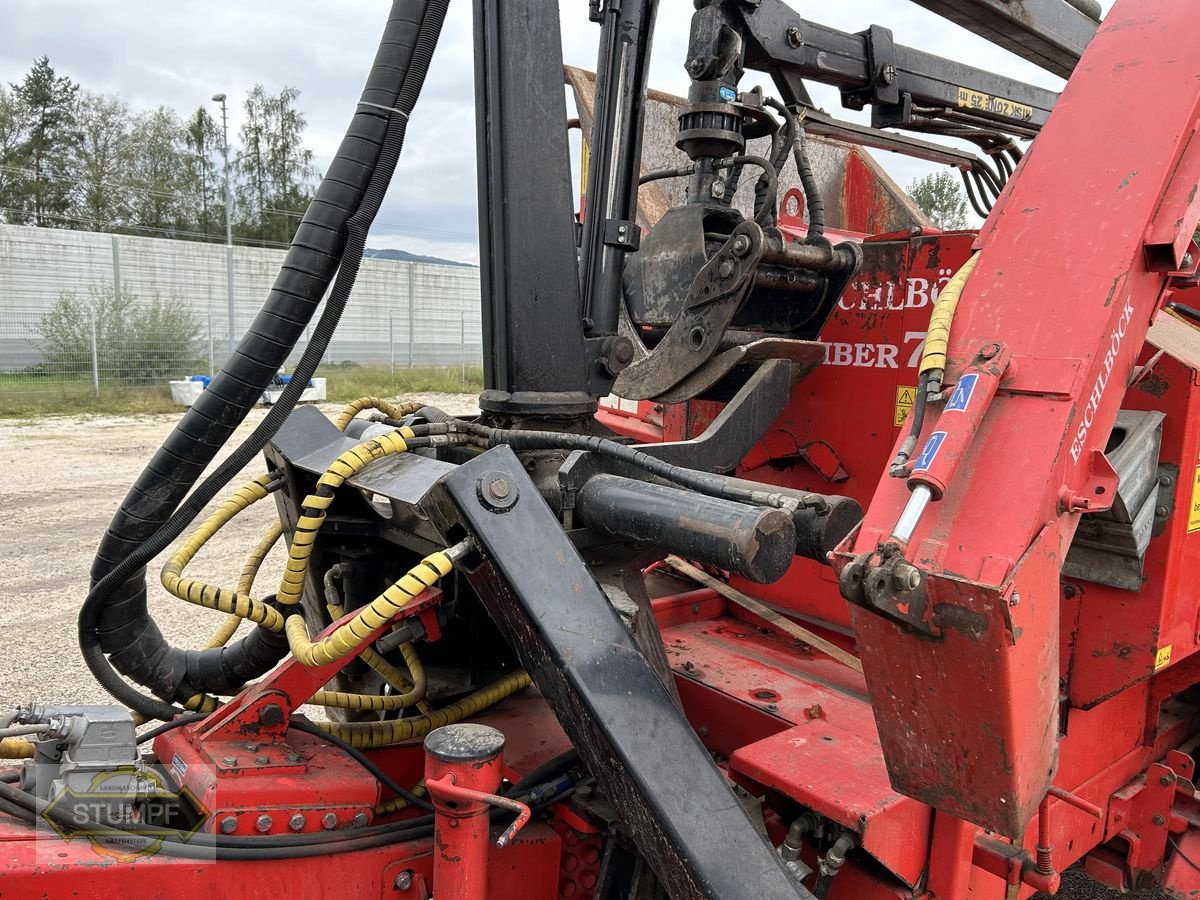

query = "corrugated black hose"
[{"left": 80, "top": 0, "right": 451, "bottom": 721}]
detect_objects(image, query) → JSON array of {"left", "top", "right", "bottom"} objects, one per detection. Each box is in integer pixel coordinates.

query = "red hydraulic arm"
[{"left": 835, "top": 0, "right": 1200, "bottom": 838}]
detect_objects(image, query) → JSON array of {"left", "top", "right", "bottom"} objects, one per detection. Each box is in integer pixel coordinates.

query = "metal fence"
[{"left": 0, "top": 223, "right": 483, "bottom": 405}]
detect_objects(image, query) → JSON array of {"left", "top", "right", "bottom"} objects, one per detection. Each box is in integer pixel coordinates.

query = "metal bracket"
[
  {"left": 614, "top": 221, "right": 765, "bottom": 400},
  {"left": 422, "top": 446, "right": 809, "bottom": 899}
]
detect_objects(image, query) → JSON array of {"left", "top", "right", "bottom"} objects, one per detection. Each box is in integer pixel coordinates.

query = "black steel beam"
[
  {"left": 473, "top": 0, "right": 596, "bottom": 417},
  {"left": 424, "top": 446, "right": 810, "bottom": 900},
  {"left": 908, "top": 0, "right": 1099, "bottom": 80},
  {"left": 738, "top": 0, "right": 1059, "bottom": 132}
]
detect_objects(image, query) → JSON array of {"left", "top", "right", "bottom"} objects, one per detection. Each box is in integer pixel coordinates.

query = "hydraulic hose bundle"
[{"left": 81, "top": 0, "right": 451, "bottom": 721}]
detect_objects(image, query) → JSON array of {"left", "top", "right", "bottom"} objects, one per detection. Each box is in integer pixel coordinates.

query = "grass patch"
[
  {"left": 0, "top": 364, "right": 483, "bottom": 419},
  {"left": 319, "top": 363, "right": 483, "bottom": 399}
]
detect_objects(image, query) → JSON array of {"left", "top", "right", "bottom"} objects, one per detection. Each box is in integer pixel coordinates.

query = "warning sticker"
[
  {"left": 1188, "top": 466, "right": 1200, "bottom": 534},
  {"left": 895, "top": 385, "right": 917, "bottom": 427},
  {"left": 956, "top": 87, "right": 1034, "bottom": 121},
  {"left": 1156, "top": 645, "right": 1173, "bottom": 671}
]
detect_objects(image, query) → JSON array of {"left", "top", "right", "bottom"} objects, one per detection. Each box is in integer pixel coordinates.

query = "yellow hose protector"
[
  {"left": 920, "top": 252, "right": 980, "bottom": 376},
  {"left": 311, "top": 603, "right": 428, "bottom": 711},
  {"left": 161, "top": 475, "right": 285, "bottom": 633},
  {"left": 287, "top": 550, "right": 453, "bottom": 668},
  {"left": 0, "top": 738, "right": 34, "bottom": 759},
  {"left": 334, "top": 397, "right": 423, "bottom": 432},
  {"left": 205, "top": 520, "right": 285, "bottom": 649},
  {"left": 376, "top": 782, "right": 427, "bottom": 816},
  {"left": 276, "top": 428, "right": 414, "bottom": 608},
  {"left": 318, "top": 671, "right": 532, "bottom": 749}
]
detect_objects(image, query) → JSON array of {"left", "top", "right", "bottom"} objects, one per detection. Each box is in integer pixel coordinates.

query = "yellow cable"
[
  {"left": 920, "top": 253, "right": 980, "bottom": 376},
  {"left": 206, "top": 520, "right": 285, "bottom": 649},
  {"left": 276, "top": 429, "right": 414, "bottom": 608},
  {"left": 334, "top": 397, "right": 423, "bottom": 432},
  {"left": 287, "top": 549, "right": 452, "bottom": 668},
  {"left": 318, "top": 671, "right": 532, "bottom": 749},
  {"left": 160, "top": 474, "right": 285, "bottom": 632}
]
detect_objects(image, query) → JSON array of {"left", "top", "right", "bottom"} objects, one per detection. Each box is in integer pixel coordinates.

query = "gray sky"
[{"left": 1, "top": 1, "right": 1113, "bottom": 262}]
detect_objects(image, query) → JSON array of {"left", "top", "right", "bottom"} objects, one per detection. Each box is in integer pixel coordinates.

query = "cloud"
[{"left": 2, "top": 0, "right": 1114, "bottom": 260}]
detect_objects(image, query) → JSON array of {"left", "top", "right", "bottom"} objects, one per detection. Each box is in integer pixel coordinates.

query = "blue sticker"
[
  {"left": 913, "top": 431, "right": 947, "bottom": 472},
  {"left": 945, "top": 373, "right": 978, "bottom": 413},
  {"left": 719, "top": 85, "right": 737, "bottom": 101}
]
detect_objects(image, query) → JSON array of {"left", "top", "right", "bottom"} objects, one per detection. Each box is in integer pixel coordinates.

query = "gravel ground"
[
  {"left": 0, "top": 393, "right": 478, "bottom": 710},
  {"left": 0, "top": 397, "right": 1168, "bottom": 898}
]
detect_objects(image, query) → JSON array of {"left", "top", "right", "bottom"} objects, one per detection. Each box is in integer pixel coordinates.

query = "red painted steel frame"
[{"left": 835, "top": 0, "right": 1200, "bottom": 839}]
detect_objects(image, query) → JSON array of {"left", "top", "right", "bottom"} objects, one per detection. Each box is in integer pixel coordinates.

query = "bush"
[{"left": 34, "top": 283, "right": 204, "bottom": 384}]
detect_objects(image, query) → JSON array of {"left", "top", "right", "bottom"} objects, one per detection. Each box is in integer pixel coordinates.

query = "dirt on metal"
[{"left": 0, "top": 394, "right": 478, "bottom": 709}]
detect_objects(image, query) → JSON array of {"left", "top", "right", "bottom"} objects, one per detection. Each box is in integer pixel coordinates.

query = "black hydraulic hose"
[
  {"left": 961, "top": 168, "right": 989, "bottom": 219},
  {"left": 289, "top": 718, "right": 434, "bottom": 812},
  {"left": 81, "top": 0, "right": 450, "bottom": 720},
  {"left": 472, "top": 425, "right": 798, "bottom": 511},
  {"left": 889, "top": 371, "right": 930, "bottom": 477},
  {"left": 1168, "top": 301, "right": 1200, "bottom": 323},
  {"left": 791, "top": 123, "right": 825, "bottom": 236},
  {"left": 508, "top": 749, "right": 581, "bottom": 795}
]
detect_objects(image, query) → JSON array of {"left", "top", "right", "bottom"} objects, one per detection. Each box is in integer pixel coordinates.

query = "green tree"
[
  {"left": 182, "top": 106, "right": 224, "bottom": 239},
  {"left": 8, "top": 56, "right": 80, "bottom": 226},
  {"left": 126, "top": 106, "right": 190, "bottom": 236},
  {"left": 907, "top": 170, "right": 969, "bottom": 230},
  {"left": 70, "top": 91, "right": 132, "bottom": 230},
  {"left": 0, "top": 86, "right": 28, "bottom": 218},
  {"left": 235, "top": 84, "right": 317, "bottom": 245}
]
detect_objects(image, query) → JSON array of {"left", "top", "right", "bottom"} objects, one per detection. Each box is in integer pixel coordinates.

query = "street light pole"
[{"left": 212, "top": 93, "right": 236, "bottom": 358}]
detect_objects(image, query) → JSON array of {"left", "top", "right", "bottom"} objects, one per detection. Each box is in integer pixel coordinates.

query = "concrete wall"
[{"left": 0, "top": 223, "right": 483, "bottom": 371}]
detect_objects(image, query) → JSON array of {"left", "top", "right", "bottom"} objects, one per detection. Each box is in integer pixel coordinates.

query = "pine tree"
[{"left": 8, "top": 57, "right": 81, "bottom": 226}]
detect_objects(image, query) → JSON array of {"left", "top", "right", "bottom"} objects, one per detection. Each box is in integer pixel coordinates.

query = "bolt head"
[
  {"left": 1153, "top": 814, "right": 1167, "bottom": 826},
  {"left": 1184, "top": 253, "right": 1195, "bottom": 269},
  {"left": 395, "top": 871, "right": 414, "bottom": 891},
  {"left": 256, "top": 814, "right": 273, "bottom": 833},
  {"left": 1156, "top": 505, "right": 1170, "bottom": 518},
  {"left": 1159, "top": 474, "right": 1172, "bottom": 487},
  {"left": 289, "top": 813, "right": 306, "bottom": 832},
  {"left": 353, "top": 811, "right": 369, "bottom": 828},
  {"left": 731, "top": 234, "right": 751, "bottom": 257},
  {"left": 980, "top": 342, "right": 1002, "bottom": 361},
  {"left": 221, "top": 756, "right": 238, "bottom": 767},
  {"left": 1161, "top": 773, "right": 1176, "bottom": 787},
  {"left": 220, "top": 815, "right": 238, "bottom": 834},
  {"left": 487, "top": 477, "right": 510, "bottom": 500},
  {"left": 255, "top": 754, "right": 270, "bottom": 765},
  {"left": 718, "top": 258, "right": 736, "bottom": 279},
  {"left": 321, "top": 812, "right": 338, "bottom": 830},
  {"left": 785, "top": 25, "right": 803, "bottom": 47},
  {"left": 259, "top": 703, "right": 284, "bottom": 727},
  {"left": 244, "top": 742, "right": 259, "bottom": 752},
  {"left": 882, "top": 64, "right": 897, "bottom": 85}
]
